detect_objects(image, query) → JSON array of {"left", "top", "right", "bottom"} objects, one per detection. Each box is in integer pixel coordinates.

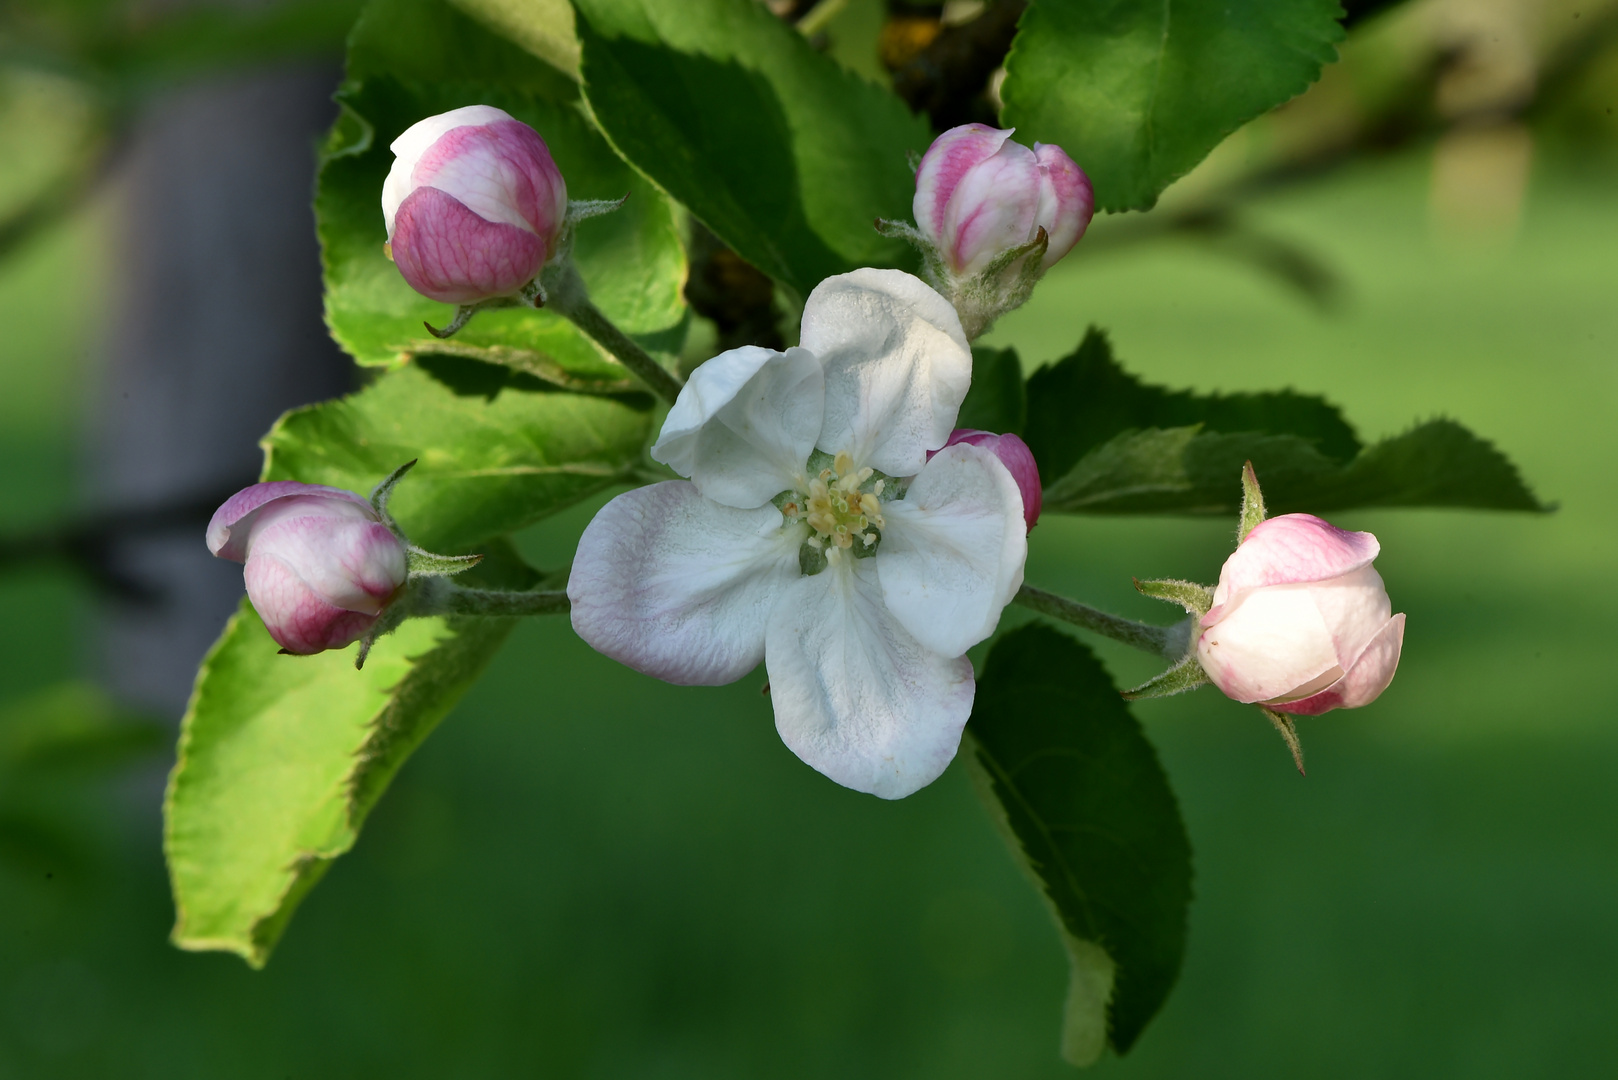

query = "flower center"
[{"left": 782, "top": 451, "right": 885, "bottom": 552}]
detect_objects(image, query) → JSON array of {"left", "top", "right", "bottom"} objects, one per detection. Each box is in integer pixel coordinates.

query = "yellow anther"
[
  {"left": 873, "top": 479, "right": 885, "bottom": 496},
  {"left": 800, "top": 450, "right": 890, "bottom": 558}
]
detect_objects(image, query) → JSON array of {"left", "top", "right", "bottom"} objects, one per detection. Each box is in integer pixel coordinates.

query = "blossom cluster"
[{"left": 207, "top": 108, "right": 1406, "bottom": 799}]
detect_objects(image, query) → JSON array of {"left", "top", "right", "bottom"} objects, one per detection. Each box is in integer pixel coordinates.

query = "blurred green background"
[{"left": 2, "top": 2, "right": 1617, "bottom": 1077}]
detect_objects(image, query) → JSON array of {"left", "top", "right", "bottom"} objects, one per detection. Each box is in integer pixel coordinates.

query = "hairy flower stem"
[
  {"left": 546, "top": 262, "right": 685, "bottom": 404},
  {"left": 1013, "top": 584, "right": 1189, "bottom": 660},
  {"left": 413, "top": 582, "right": 571, "bottom": 618}
]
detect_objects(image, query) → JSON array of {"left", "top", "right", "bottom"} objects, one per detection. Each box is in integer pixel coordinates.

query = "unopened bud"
[
  {"left": 913, "top": 124, "right": 1093, "bottom": 277},
  {"left": 935, "top": 428, "right": 1042, "bottom": 530},
  {"left": 207, "top": 483, "right": 408, "bottom": 655},
  {"left": 382, "top": 105, "right": 567, "bottom": 305},
  {"left": 1196, "top": 514, "right": 1406, "bottom": 715}
]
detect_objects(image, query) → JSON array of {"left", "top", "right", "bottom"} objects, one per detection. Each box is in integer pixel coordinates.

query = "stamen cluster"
[{"left": 796, "top": 452, "right": 885, "bottom": 551}]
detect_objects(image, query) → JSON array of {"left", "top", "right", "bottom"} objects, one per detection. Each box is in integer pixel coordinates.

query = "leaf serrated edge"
[{"left": 166, "top": 610, "right": 518, "bottom": 967}]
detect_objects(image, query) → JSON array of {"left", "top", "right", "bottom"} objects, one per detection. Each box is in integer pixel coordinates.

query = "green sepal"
[
  {"left": 1259, "top": 706, "right": 1307, "bottom": 775},
  {"left": 1133, "top": 577, "right": 1214, "bottom": 620},
  {"left": 368, "top": 458, "right": 417, "bottom": 525},
  {"left": 1124, "top": 652, "right": 1213, "bottom": 701},
  {"left": 1238, "top": 460, "right": 1268, "bottom": 541},
  {"left": 406, "top": 548, "right": 485, "bottom": 578}
]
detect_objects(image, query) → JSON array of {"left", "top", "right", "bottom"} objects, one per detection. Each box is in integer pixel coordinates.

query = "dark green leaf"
[
  {"left": 1025, "top": 329, "right": 1545, "bottom": 515},
  {"left": 1001, "top": 0, "right": 1345, "bottom": 211},
  {"left": 446, "top": 0, "right": 580, "bottom": 77},
  {"left": 572, "top": 0, "right": 932, "bottom": 298},
  {"left": 261, "top": 357, "right": 653, "bottom": 553},
  {"left": 318, "top": 0, "right": 686, "bottom": 383},
  {"left": 1024, "top": 328, "right": 1361, "bottom": 486},
  {"left": 968, "top": 624, "right": 1192, "bottom": 1062},
  {"left": 165, "top": 545, "right": 536, "bottom": 967},
  {"left": 956, "top": 345, "right": 1027, "bottom": 435},
  {"left": 1042, "top": 422, "right": 1546, "bottom": 515}
]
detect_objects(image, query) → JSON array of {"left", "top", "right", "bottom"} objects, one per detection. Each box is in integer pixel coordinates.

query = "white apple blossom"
[{"left": 568, "top": 269, "right": 1028, "bottom": 798}]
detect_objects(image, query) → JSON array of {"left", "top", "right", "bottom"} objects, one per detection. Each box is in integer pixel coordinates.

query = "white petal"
[
  {"left": 650, "top": 346, "right": 823, "bottom": 509},
  {"left": 383, "top": 105, "right": 514, "bottom": 236},
  {"left": 877, "top": 443, "right": 1026, "bottom": 657},
  {"left": 568, "top": 481, "right": 802, "bottom": 686},
  {"left": 765, "top": 555, "right": 975, "bottom": 799},
  {"left": 799, "top": 269, "right": 971, "bottom": 478},
  {"left": 1307, "top": 565, "right": 1394, "bottom": 671},
  {"left": 1197, "top": 583, "right": 1340, "bottom": 704}
]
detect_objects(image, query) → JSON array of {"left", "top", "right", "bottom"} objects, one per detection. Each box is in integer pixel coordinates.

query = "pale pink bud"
[
  {"left": 935, "top": 428, "right": 1042, "bottom": 530},
  {"left": 207, "top": 483, "right": 408, "bottom": 655},
  {"left": 1196, "top": 514, "right": 1406, "bottom": 715},
  {"left": 382, "top": 105, "right": 568, "bottom": 305},
  {"left": 913, "top": 124, "right": 1093, "bottom": 277}
]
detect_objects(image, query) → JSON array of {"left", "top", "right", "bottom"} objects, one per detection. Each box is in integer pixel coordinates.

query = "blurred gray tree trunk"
[{"left": 89, "top": 62, "right": 352, "bottom": 717}]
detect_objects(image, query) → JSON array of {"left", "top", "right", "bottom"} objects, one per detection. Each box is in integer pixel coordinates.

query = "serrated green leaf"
[
  {"left": 1024, "top": 328, "right": 1361, "bottom": 486},
  {"left": 1043, "top": 422, "right": 1546, "bottom": 516},
  {"left": 1001, "top": 0, "right": 1345, "bottom": 212},
  {"left": 957, "top": 345, "right": 1027, "bottom": 435},
  {"left": 446, "top": 0, "right": 579, "bottom": 78},
  {"left": 261, "top": 356, "right": 653, "bottom": 553},
  {"left": 968, "top": 624, "right": 1192, "bottom": 1062},
  {"left": 165, "top": 545, "right": 536, "bottom": 967},
  {"left": 1026, "top": 330, "right": 1545, "bottom": 515},
  {"left": 317, "top": 0, "right": 686, "bottom": 383},
  {"left": 572, "top": 0, "right": 932, "bottom": 298}
]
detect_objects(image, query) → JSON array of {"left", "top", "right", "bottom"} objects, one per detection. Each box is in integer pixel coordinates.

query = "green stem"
[
  {"left": 415, "top": 583, "right": 571, "bottom": 618},
  {"left": 546, "top": 262, "right": 685, "bottom": 404},
  {"left": 1013, "top": 584, "right": 1188, "bottom": 660}
]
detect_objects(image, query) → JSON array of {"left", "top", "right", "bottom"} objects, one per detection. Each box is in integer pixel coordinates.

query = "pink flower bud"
[
  {"left": 913, "top": 124, "right": 1093, "bottom": 277},
  {"left": 382, "top": 105, "right": 568, "bottom": 305},
  {"left": 935, "top": 428, "right": 1042, "bottom": 530},
  {"left": 1196, "top": 514, "right": 1406, "bottom": 715},
  {"left": 207, "top": 483, "right": 409, "bottom": 655}
]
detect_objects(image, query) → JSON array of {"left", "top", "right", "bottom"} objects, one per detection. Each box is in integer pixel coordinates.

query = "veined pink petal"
[
  {"left": 207, "top": 482, "right": 374, "bottom": 562},
  {"left": 1209, "top": 513, "right": 1380, "bottom": 610},
  {"left": 1270, "top": 613, "right": 1406, "bottom": 715},
  {"left": 243, "top": 552, "right": 382, "bottom": 655},
  {"left": 391, "top": 186, "right": 548, "bottom": 304},
  {"left": 1032, "top": 143, "right": 1093, "bottom": 270},
  {"left": 247, "top": 513, "right": 406, "bottom": 613},
  {"left": 411, "top": 119, "right": 567, "bottom": 242},
  {"left": 934, "top": 429, "right": 1042, "bottom": 529},
  {"left": 939, "top": 138, "right": 1041, "bottom": 276},
  {"left": 383, "top": 105, "right": 515, "bottom": 235},
  {"left": 913, "top": 124, "right": 1015, "bottom": 247}
]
